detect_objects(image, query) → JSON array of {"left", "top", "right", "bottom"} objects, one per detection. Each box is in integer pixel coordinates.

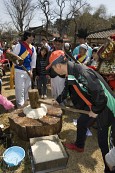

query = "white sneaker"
[
  {"left": 43, "top": 95, "right": 47, "bottom": 99},
  {"left": 41, "top": 95, "right": 44, "bottom": 99}
]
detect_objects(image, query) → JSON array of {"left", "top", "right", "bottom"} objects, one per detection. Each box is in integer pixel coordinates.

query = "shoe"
[
  {"left": 41, "top": 95, "right": 44, "bottom": 99},
  {"left": 43, "top": 95, "right": 47, "bottom": 99},
  {"left": 64, "top": 143, "right": 84, "bottom": 152}
]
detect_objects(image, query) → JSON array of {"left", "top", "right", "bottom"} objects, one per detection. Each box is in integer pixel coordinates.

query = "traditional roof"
[
  {"left": 29, "top": 26, "right": 53, "bottom": 37},
  {"left": 87, "top": 29, "right": 115, "bottom": 39},
  {"left": 29, "top": 25, "right": 44, "bottom": 31}
]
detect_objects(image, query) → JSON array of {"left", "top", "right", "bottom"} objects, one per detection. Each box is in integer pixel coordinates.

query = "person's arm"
[
  {"left": 12, "top": 43, "right": 24, "bottom": 65},
  {"left": 13, "top": 43, "right": 20, "bottom": 55},
  {"left": 30, "top": 46, "right": 37, "bottom": 69},
  {"left": 0, "top": 94, "right": 14, "bottom": 110},
  {"left": 30, "top": 46, "right": 37, "bottom": 77},
  {"left": 56, "top": 79, "right": 69, "bottom": 104}
]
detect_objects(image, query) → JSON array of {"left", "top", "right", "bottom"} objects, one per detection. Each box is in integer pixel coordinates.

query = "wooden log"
[
  {"left": 9, "top": 105, "right": 62, "bottom": 141},
  {"left": 28, "top": 89, "right": 40, "bottom": 109}
]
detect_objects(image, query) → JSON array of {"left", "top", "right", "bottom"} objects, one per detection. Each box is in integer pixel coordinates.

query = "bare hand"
[
  {"left": 18, "top": 59, "right": 24, "bottom": 66},
  {"left": 88, "top": 110, "right": 98, "bottom": 118}
]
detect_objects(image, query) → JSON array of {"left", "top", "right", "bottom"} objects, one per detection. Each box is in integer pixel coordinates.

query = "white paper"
[
  {"left": 86, "top": 128, "right": 92, "bottom": 136},
  {"left": 73, "top": 119, "right": 92, "bottom": 136}
]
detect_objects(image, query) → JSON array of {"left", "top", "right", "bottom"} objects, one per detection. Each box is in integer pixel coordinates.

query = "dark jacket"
[
  {"left": 57, "top": 61, "right": 115, "bottom": 115},
  {"left": 36, "top": 53, "right": 48, "bottom": 76},
  {"left": 68, "top": 61, "right": 115, "bottom": 115},
  {"left": 56, "top": 78, "right": 86, "bottom": 109}
]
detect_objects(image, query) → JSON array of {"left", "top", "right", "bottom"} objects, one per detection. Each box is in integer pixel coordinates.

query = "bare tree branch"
[
  {"left": 53, "top": 0, "right": 68, "bottom": 36},
  {"left": 4, "top": 0, "right": 36, "bottom": 32},
  {"left": 66, "top": 0, "right": 89, "bottom": 45},
  {"left": 36, "top": 0, "right": 53, "bottom": 38}
]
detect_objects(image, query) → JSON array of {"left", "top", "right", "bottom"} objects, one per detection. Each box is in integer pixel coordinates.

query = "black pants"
[
  {"left": 75, "top": 113, "right": 95, "bottom": 148},
  {"left": 37, "top": 75, "right": 47, "bottom": 96},
  {"left": 75, "top": 106, "right": 115, "bottom": 173}
]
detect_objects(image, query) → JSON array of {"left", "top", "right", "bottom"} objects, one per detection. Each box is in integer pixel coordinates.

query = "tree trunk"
[
  {"left": 9, "top": 105, "right": 62, "bottom": 141},
  {"left": 73, "top": 23, "right": 77, "bottom": 47}
]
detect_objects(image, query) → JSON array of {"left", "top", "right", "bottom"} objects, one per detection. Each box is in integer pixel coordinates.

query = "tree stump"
[
  {"left": 28, "top": 89, "right": 40, "bottom": 109},
  {"left": 9, "top": 104, "right": 62, "bottom": 141}
]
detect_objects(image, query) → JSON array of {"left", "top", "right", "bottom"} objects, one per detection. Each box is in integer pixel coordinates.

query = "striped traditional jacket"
[{"left": 15, "top": 42, "right": 34, "bottom": 71}]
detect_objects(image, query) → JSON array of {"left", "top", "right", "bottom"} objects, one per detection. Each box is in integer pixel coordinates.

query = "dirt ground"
[{"left": 0, "top": 72, "right": 105, "bottom": 173}]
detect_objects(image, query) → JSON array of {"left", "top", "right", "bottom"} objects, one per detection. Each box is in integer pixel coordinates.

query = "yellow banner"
[
  {"left": 78, "top": 55, "right": 86, "bottom": 63},
  {"left": 20, "top": 44, "right": 33, "bottom": 60}
]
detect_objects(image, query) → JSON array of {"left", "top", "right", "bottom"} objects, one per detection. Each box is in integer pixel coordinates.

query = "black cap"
[
  {"left": 54, "top": 37, "right": 63, "bottom": 43},
  {"left": 77, "top": 28, "right": 88, "bottom": 39}
]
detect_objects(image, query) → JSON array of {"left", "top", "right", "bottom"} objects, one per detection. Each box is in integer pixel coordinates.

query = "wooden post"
[{"left": 28, "top": 89, "right": 40, "bottom": 109}]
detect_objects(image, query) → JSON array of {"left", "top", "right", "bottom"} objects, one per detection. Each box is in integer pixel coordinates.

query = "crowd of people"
[{"left": 0, "top": 29, "right": 115, "bottom": 173}]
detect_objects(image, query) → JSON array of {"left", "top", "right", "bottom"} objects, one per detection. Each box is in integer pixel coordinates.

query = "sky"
[
  {"left": 0, "top": 0, "right": 115, "bottom": 28},
  {"left": 88, "top": 0, "right": 115, "bottom": 16}
]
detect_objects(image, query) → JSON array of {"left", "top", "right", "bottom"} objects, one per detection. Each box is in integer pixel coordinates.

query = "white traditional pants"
[
  {"left": 15, "top": 69, "right": 31, "bottom": 107},
  {"left": 51, "top": 76, "right": 65, "bottom": 99}
]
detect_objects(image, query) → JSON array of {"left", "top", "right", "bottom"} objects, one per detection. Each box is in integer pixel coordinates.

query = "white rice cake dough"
[
  {"left": 23, "top": 103, "right": 47, "bottom": 119},
  {"left": 31, "top": 140, "right": 64, "bottom": 163}
]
